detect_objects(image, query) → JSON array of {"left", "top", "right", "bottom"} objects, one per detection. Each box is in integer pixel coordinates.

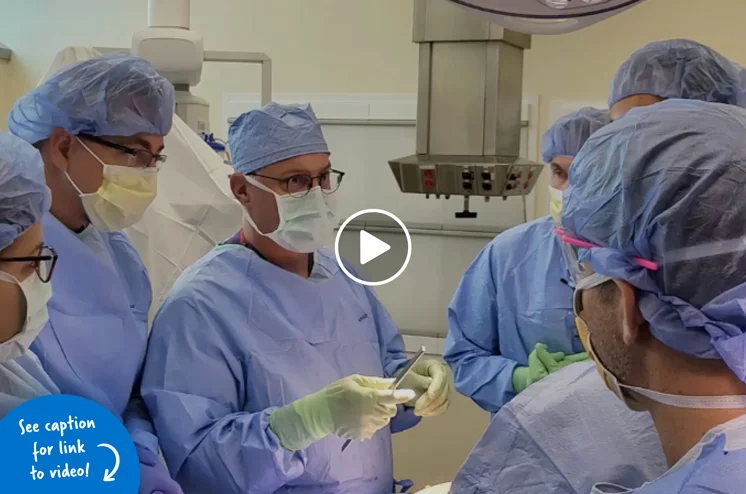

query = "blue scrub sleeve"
[
  {"left": 443, "top": 244, "right": 519, "bottom": 413},
  {"left": 356, "top": 270, "right": 422, "bottom": 433},
  {"left": 142, "top": 298, "right": 307, "bottom": 494}
]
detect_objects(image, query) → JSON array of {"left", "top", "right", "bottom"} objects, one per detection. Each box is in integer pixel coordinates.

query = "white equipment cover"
[{"left": 42, "top": 47, "right": 243, "bottom": 321}]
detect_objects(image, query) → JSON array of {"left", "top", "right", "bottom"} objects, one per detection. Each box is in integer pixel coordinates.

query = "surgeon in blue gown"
[
  {"left": 561, "top": 100, "right": 746, "bottom": 494},
  {"left": 608, "top": 39, "right": 746, "bottom": 121},
  {"left": 8, "top": 54, "right": 182, "bottom": 494},
  {"left": 450, "top": 362, "right": 666, "bottom": 494},
  {"left": 142, "top": 103, "right": 454, "bottom": 494},
  {"left": 443, "top": 108, "right": 608, "bottom": 413},
  {"left": 0, "top": 131, "right": 59, "bottom": 418}
]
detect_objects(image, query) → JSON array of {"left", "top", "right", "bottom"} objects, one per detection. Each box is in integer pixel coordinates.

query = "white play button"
[
  {"left": 359, "top": 230, "right": 391, "bottom": 265},
  {"left": 335, "top": 209, "right": 412, "bottom": 287}
]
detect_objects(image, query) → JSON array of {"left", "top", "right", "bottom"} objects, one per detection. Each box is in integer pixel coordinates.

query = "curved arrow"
[{"left": 97, "top": 443, "right": 120, "bottom": 482}]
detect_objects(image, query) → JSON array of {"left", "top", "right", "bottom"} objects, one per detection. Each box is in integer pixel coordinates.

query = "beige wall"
[{"left": 2, "top": 0, "right": 746, "bottom": 487}]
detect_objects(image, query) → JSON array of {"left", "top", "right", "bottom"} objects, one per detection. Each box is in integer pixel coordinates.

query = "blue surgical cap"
[
  {"left": 8, "top": 53, "right": 175, "bottom": 144},
  {"left": 0, "top": 131, "right": 51, "bottom": 251},
  {"left": 609, "top": 39, "right": 746, "bottom": 108},
  {"left": 229, "top": 103, "right": 329, "bottom": 174},
  {"left": 562, "top": 99, "right": 746, "bottom": 382},
  {"left": 541, "top": 107, "right": 610, "bottom": 163}
]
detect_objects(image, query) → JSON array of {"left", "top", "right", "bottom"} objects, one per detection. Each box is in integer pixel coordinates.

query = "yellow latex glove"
[
  {"left": 269, "top": 375, "right": 415, "bottom": 451},
  {"left": 397, "top": 359, "right": 454, "bottom": 417}
]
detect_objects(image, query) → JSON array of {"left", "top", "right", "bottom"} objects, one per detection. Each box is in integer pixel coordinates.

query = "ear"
[
  {"left": 45, "top": 129, "right": 74, "bottom": 172},
  {"left": 229, "top": 173, "right": 250, "bottom": 205},
  {"left": 613, "top": 279, "right": 645, "bottom": 346}
]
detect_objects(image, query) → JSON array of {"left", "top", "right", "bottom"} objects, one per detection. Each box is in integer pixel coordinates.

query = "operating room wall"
[
  {"left": 2, "top": 0, "right": 746, "bottom": 486},
  {"left": 3, "top": 0, "right": 746, "bottom": 150}
]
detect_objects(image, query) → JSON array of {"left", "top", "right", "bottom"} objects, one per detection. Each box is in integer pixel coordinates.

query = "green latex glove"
[
  {"left": 397, "top": 359, "right": 454, "bottom": 417},
  {"left": 512, "top": 343, "right": 589, "bottom": 393},
  {"left": 269, "top": 375, "right": 415, "bottom": 451},
  {"left": 538, "top": 346, "right": 590, "bottom": 373}
]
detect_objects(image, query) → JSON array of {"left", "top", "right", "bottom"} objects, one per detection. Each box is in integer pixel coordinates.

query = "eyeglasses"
[
  {"left": 79, "top": 134, "right": 167, "bottom": 169},
  {"left": 0, "top": 245, "right": 58, "bottom": 283},
  {"left": 251, "top": 168, "right": 346, "bottom": 198},
  {"left": 555, "top": 227, "right": 658, "bottom": 285}
]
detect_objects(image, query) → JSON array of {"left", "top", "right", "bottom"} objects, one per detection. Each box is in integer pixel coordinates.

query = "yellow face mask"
[
  {"left": 548, "top": 186, "right": 563, "bottom": 224},
  {"left": 70, "top": 138, "right": 159, "bottom": 232}
]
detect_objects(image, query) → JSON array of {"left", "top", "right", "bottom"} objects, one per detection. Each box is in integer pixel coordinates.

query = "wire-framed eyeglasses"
[
  {"left": 250, "top": 168, "right": 346, "bottom": 198},
  {"left": 79, "top": 134, "right": 167, "bottom": 169}
]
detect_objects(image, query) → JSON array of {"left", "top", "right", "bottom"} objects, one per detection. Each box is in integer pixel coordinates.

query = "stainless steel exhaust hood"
[{"left": 389, "top": 0, "right": 544, "bottom": 218}]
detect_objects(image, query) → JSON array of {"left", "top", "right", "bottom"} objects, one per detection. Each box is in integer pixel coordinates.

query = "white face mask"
[
  {"left": 243, "top": 176, "right": 338, "bottom": 253},
  {"left": 548, "top": 185, "right": 564, "bottom": 224},
  {"left": 67, "top": 138, "right": 158, "bottom": 232},
  {"left": 575, "top": 273, "right": 746, "bottom": 410},
  {"left": 0, "top": 271, "right": 52, "bottom": 363}
]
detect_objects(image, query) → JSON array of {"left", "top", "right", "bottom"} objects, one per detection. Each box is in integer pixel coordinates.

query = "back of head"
[
  {"left": 8, "top": 53, "right": 175, "bottom": 144},
  {"left": 609, "top": 39, "right": 746, "bottom": 108},
  {"left": 0, "top": 132, "right": 51, "bottom": 251},
  {"left": 562, "top": 99, "right": 746, "bottom": 380},
  {"left": 541, "top": 107, "right": 610, "bottom": 162},
  {"left": 228, "top": 102, "right": 329, "bottom": 175}
]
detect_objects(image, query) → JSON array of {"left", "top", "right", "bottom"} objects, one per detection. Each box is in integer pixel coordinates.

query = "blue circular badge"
[{"left": 0, "top": 394, "right": 140, "bottom": 493}]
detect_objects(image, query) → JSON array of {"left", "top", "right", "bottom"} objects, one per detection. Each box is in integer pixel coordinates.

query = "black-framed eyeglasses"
[
  {"left": 251, "top": 168, "right": 346, "bottom": 198},
  {"left": 79, "top": 134, "right": 167, "bottom": 169},
  {"left": 0, "top": 245, "right": 58, "bottom": 283}
]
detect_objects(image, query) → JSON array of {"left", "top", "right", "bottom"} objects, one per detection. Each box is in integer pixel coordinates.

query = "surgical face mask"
[
  {"left": 243, "top": 176, "right": 338, "bottom": 253},
  {"left": 574, "top": 274, "right": 746, "bottom": 410},
  {"left": 67, "top": 138, "right": 158, "bottom": 232},
  {"left": 548, "top": 185, "right": 564, "bottom": 224},
  {"left": 0, "top": 271, "right": 52, "bottom": 364}
]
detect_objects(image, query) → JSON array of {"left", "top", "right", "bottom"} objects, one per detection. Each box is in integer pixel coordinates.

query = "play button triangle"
[{"left": 360, "top": 230, "right": 391, "bottom": 265}]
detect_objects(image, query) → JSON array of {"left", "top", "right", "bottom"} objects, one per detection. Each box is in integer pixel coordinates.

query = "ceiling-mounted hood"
[
  {"left": 445, "top": 0, "right": 648, "bottom": 35},
  {"left": 389, "top": 0, "right": 543, "bottom": 218}
]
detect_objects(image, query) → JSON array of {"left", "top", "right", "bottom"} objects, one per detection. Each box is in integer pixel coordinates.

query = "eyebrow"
[
  {"left": 283, "top": 164, "right": 332, "bottom": 176},
  {"left": 120, "top": 136, "right": 164, "bottom": 154}
]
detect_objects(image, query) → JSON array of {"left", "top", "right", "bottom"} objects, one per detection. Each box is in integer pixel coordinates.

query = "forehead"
[
  {"left": 551, "top": 156, "right": 573, "bottom": 169},
  {"left": 262, "top": 153, "right": 331, "bottom": 176},
  {"left": 0, "top": 223, "right": 43, "bottom": 258},
  {"left": 102, "top": 133, "right": 164, "bottom": 152}
]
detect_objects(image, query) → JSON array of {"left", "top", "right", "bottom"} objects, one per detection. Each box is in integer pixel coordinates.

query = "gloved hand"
[
  {"left": 269, "top": 375, "right": 416, "bottom": 451},
  {"left": 538, "top": 346, "right": 589, "bottom": 374},
  {"left": 512, "top": 343, "right": 589, "bottom": 393},
  {"left": 397, "top": 359, "right": 453, "bottom": 417},
  {"left": 136, "top": 446, "right": 183, "bottom": 494}
]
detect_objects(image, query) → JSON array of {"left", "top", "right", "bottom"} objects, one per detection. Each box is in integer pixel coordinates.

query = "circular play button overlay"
[{"left": 335, "top": 209, "right": 412, "bottom": 286}]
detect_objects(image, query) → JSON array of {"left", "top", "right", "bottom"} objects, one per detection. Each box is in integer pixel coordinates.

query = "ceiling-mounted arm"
[{"left": 445, "top": 0, "right": 648, "bottom": 34}]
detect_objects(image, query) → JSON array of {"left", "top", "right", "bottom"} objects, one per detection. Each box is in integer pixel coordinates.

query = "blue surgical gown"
[
  {"left": 141, "top": 241, "right": 416, "bottom": 494},
  {"left": 444, "top": 216, "right": 585, "bottom": 412},
  {"left": 30, "top": 214, "right": 159, "bottom": 453},
  {"left": 451, "top": 362, "right": 667, "bottom": 494},
  {"left": 0, "top": 352, "right": 59, "bottom": 418},
  {"left": 591, "top": 414, "right": 746, "bottom": 493}
]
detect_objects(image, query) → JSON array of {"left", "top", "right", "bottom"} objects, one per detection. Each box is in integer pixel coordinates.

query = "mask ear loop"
[
  {"left": 65, "top": 137, "right": 104, "bottom": 197},
  {"left": 0, "top": 270, "right": 20, "bottom": 284},
  {"left": 242, "top": 176, "right": 284, "bottom": 238},
  {"left": 244, "top": 175, "right": 282, "bottom": 198}
]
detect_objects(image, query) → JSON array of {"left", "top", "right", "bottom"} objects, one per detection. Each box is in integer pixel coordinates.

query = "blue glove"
[{"left": 136, "top": 446, "right": 183, "bottom": 494}]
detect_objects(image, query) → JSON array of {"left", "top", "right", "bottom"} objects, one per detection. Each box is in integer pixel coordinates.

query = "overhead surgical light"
[{"left": 445, "top": 0, "right": 648, "bottom": 34}]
